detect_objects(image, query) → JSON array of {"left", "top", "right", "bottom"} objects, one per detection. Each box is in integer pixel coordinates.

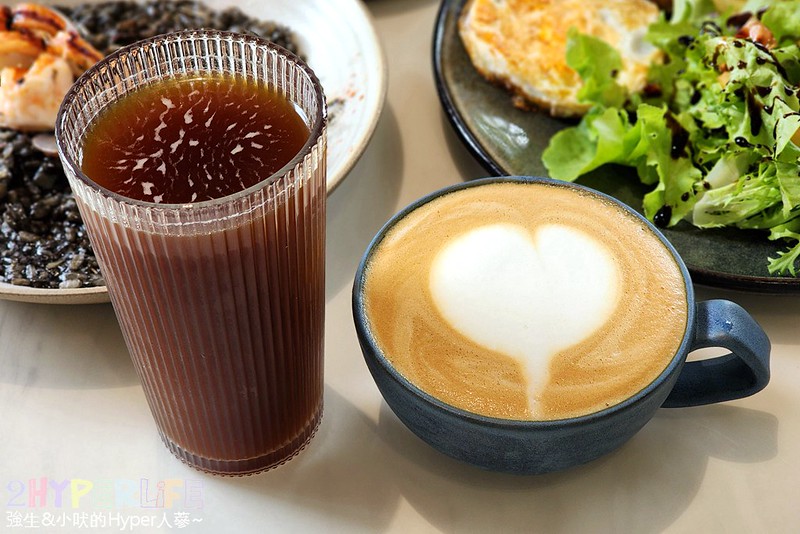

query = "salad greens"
[{"left": 542, "top": 0, "right": 800, "bottom": 276}]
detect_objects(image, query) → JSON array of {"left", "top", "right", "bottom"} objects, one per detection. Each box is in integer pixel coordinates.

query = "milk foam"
[{"left": 429, "top": 223, "right": 620, "bottom": 414}]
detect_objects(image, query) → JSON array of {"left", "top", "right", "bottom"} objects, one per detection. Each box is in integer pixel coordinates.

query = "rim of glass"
[{"left": 55, "top": 29, "right": 327, "bottom": 210}]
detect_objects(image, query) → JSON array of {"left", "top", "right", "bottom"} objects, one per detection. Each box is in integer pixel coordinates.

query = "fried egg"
[{"left": 458, "top": 0, "right": 662, "bottom": 117}]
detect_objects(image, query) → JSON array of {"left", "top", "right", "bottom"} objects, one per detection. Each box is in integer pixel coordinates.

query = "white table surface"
[{"left": 2, "top": 1, "right": 800, "bottom": 532}]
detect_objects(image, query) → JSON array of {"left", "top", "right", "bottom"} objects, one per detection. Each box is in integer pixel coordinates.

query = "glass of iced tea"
[{"left": 56, "top": 30, "right": 326, "bottom": 475}]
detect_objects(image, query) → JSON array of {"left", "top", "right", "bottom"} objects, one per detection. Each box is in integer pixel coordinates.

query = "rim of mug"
[
  {"left": 56, "top": 29, "right": 327, "bottom": 210},
  {"left": 352, "top": 175, "right": 697, "bottom": 429}
]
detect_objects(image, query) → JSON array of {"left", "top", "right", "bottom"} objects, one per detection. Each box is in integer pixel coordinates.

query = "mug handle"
[{"left": 662, "top": 299, "right": 771, "bottom": 408}]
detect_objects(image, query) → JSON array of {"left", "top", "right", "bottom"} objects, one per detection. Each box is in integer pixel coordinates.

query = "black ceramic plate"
[{"left": 433, "top": 0, "right": 800, "bottom": 294}]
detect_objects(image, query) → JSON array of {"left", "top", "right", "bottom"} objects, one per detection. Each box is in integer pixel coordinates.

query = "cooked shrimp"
[
  {"left": 0, "top": 52, "right": 73, "bottom": 131},
  {"left": 0, "top": 29, "right": 42, "bottom": 70},
  {"left": 46, "top": 28, "right": 103, "bottom": 75},
  {"left": 8, "top": 3, "right": 70, "bottom": 35},
  {"left": 0, "top": 3, "right": 104, "bottom": 131}
]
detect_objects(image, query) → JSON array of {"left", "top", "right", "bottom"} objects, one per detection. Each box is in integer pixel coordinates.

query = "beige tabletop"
[{"left": 2, "top": 1, "right": 799, "bottom": 532}]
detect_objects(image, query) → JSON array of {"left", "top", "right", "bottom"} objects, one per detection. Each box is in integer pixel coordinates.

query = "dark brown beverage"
[
  {"left": 61, "top": 37, "right": 327, "bottom": 475},
  {"left": 81, "top": 74, "right": 309, "bottom": 203}
]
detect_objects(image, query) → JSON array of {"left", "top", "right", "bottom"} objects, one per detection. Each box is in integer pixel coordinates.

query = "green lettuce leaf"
[
  {"left": 542, "top": 107, "right": 635, "bottom": 181},
  {"left": 565, "top": 28, "right": 627, "bottom": 108},
  {"left": 670, "top": 0, "right": 719, "bottom": 25},
  {"left": 542, "top": 2, "right": 800, "bottom": 275},
  {"left": 768, "top": 218, "right": 800, "bottom": 275},
  {"left": 762, "top": 1, "right": 800, "bottom": 45}
]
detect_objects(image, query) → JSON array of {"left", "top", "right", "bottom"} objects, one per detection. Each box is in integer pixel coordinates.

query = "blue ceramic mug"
[{"left": 352, "top": 176, "right": 770, "bottom": 474}]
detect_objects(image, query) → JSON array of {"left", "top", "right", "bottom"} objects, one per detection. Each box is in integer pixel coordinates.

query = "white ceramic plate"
[{"left": 0, "top": 0, "right": 387, "bottom": 304}]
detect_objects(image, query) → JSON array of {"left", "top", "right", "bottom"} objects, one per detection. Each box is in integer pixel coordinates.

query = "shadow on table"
[
  {"left": 326, "top": 104, "right": 403, "bottom": 301},
  {"left": 440, "top": 109, "right": 497, "bottom": 182},
  {"left": 183, "top": 382, "right": 776, "bottom": 532},
  {"left": 211, "top": 387, "right": 404, "bottom": 531},
  {"left": 0, "top": 301, "right": 136, "bottom": 389},
  {"left": 374, "top": 401, "right": 778, "bottom": 533}
]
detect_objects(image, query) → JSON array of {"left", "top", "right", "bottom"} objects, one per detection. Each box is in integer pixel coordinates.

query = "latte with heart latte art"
[{"left": 362, "top": 181, "right": 688, "bottom": 421}]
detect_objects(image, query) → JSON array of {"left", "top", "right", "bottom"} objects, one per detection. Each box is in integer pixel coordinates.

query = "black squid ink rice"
[{"left": 58, "top": 0, "right": 303, "bottom": 58}]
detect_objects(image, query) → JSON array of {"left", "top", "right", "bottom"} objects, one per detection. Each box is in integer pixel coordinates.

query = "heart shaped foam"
[{"left": 429, "top": 223, "right": 620, "bottom": 414}]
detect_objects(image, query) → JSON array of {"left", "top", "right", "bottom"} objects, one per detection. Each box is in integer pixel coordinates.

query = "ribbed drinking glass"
[{"left": 56, "top": 30, "right": 327, "bottom": 475}]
